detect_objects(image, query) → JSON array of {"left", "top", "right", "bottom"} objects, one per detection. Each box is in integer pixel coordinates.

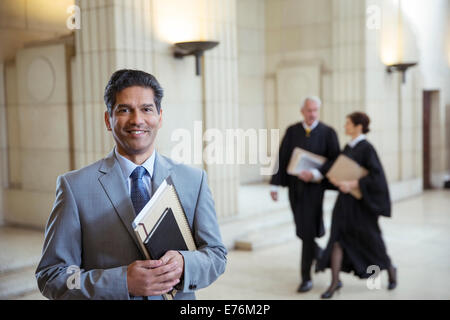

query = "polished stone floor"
[
  {"left": 196, "top": 190, "right": 450, "bottom": 300},
  {"left": 1, "top": 190, "right": 449, "bottom": 300}
]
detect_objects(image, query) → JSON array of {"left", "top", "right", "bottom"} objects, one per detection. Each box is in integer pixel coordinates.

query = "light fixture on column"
[
  {"left": 386, "top": 62, "right": 418, "bottom": 84},
  {"left": 173, "top": 41, "right": 219, "bottom": 76},
  {"left": 381, "top": 0, "right": 419, "bottom": 84}
]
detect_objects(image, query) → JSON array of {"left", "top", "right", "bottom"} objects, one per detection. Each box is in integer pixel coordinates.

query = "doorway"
[{"left": 422, "top": 90, "right": 439, "bottom": 190}]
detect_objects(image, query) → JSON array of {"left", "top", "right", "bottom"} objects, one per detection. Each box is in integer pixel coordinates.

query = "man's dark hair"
[
  {"left": 104, "top": 69, "right": 164, "bottom": 116},
  {"left": 347, "top": 111, "right": 370, "bottom": 134}
]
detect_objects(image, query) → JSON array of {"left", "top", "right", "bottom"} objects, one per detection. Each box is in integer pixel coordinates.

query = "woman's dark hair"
[
  {"left": 104, "top": 69, "right": 164, "bottom": 116},
  {"left": 347, "top": 111, "right": 370, "bottom": 134}
]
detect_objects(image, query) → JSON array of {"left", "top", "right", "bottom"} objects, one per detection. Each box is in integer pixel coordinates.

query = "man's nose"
[{"left": 130, "top": 110, "right": 145, "bottom": 125}]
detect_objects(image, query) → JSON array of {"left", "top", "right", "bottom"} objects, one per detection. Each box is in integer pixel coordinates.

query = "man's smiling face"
[{"left": 105, "top": 86, "right": 162, "bottom": 163}]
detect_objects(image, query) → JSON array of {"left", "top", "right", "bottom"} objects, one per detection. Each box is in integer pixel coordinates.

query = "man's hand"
[
  {"left": 126, "top": 259, "right": 181, "bottom": 297},
  {"left": 297, "top": 170, "right": 313, "bottom": 182},
  {"left": 160, "top": 250, "right": 184, "bottom": 283},
  {"left": 270, "top": 191, "right": 278, "bottom": 202}
]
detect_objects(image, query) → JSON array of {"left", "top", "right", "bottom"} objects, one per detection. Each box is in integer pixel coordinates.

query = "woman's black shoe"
[
  {"left": 320, "top": 280, "right": 343, "bottom": 299},
  {"left": 388, "top": 266, "right": 397, "bottom": 290},
  {"left": 388, "top": 281, "right": 397, "bottom": 290}
]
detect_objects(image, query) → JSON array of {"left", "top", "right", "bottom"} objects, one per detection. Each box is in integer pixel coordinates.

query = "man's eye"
[{"left": 118, "top": 108, "right": 129, "bottom": 113}]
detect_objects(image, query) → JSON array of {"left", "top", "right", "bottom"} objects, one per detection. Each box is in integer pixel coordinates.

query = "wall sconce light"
[
  {"left": 386, "top": 62, "right": 418, "bottom": 84},
  {"left": 173, "top": 41, "right": 219, "bottom": 76}
]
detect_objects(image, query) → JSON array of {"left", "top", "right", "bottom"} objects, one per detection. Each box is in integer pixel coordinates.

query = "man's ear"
[
  {"left": 158, "top": 108, "right": 163, "bottom": 129},
  {"left": 104, "top": 111, "right": 112, "bottom": 131}
]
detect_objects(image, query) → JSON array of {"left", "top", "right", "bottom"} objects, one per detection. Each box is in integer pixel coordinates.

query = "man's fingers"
[
  {"left": 136, "top": 259, "right": 163, "bottom": 269},
  {"left": 151, "top": 261, "right": 179, "bottom": 276},
  {"left": 148, "top": 278, "right": 180, "bottom": 295},
  {"left": 157, "top": 267, "right": 183, "bottom": 283},
  {"left": 150, "top": 283, "right": 178, "bottom": 296},
  {"left": 157, "top": 276, "right": 180, "bottom": 289},
  {"left": 160, "top": 254, "right": 175, "bottom": 265},
  {"left": 160, "top": 250, "right": 181, "bottom": 264}
]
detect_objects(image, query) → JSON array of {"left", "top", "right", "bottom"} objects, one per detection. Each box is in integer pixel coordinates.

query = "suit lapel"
[
  {"left": 97, "top": 151, "right": 179, "bottom": 259},
  {"left": 98, "top": 151, "right": 147, "bottom": 258},
  {"left": 153, "top": 153, "right": 194, "bottom": 227},
  {"left": 151, "top": 152, "right": 172, "bottom": 194}
]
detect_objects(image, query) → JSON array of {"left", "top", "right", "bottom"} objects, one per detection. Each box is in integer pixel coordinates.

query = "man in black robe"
[{"left": 270, "top": 96, "right": 340, "bottom": 292}]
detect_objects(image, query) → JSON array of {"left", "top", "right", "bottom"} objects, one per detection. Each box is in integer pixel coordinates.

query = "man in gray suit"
[{"left": 35, "top": 69, "right": 227, "bottom": 300}]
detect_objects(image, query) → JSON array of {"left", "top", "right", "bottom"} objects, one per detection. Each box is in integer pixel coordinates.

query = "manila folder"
[{"left": 326, "top": 154, "right": 368, "bottom": 199}]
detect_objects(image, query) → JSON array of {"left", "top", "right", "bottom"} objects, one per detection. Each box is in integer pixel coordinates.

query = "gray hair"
[{"left": 301, "top": 96, "right": 322, "bottom": 109}]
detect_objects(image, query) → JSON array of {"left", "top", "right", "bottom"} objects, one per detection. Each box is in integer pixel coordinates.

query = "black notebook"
[
  {"left": 143, "top": 207, "right": 188, "bottom": 259},
  {"left": 132, "top": 177, "right": 197, "bottom": 300}
]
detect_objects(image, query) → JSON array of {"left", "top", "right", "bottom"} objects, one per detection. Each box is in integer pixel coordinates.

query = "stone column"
[
  {"left": 330, "top": 0, "right": 366, "bottom": 142},
  {"left": 202, "top": 0, "right": 239, "bottom": 220},
  {"left": 73, "top": 0, "right": 154, "bottom": 168}
]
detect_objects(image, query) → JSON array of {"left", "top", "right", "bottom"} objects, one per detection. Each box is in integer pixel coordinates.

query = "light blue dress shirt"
[{"left": 114, "top": 148, "right": 155, "bottom": 197}]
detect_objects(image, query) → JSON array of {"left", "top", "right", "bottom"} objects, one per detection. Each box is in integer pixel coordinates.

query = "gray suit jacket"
[{"left": 35, "top": 151, "right": 227, "bottom": 300}]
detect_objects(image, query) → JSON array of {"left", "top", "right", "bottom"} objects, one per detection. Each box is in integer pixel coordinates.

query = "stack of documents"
[
  {"left": 132, "top": 177, "right": 197, "bottom": 300},
  {"left": 287, "top": 147, "right": 327, "bottom": 177}
]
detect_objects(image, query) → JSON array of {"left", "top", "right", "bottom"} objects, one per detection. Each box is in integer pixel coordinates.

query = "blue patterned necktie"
[{"left": 130, "top": 166, "right": 150, "bottom": 215}]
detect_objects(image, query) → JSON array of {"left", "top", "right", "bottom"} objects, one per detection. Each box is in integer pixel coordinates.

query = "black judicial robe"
[
  {"left": 316, "top": 139, "right": 392, "bottom": 278},
  {"left": 270, "top": 122, "right": 340, "bottom": 240}
]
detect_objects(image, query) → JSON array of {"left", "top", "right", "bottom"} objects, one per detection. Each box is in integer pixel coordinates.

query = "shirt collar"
[
  {"left": 348, "top": 134, "right": 366, "bottom": 148},
  {"left": 114, "top": 147, "right": 155, "bottom": 180},
  {"left": 302, "top": 119, "right": 319, "bottom": 131}
]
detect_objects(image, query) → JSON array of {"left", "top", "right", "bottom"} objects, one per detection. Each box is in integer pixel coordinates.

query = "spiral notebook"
[{"left": 132, "top": 176, "right": 196, "bottom": 300}]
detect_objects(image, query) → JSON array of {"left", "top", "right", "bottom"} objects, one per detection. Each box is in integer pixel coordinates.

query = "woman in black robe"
[{"left": 315, "top": 112, "right": 397, "bottom": 299}]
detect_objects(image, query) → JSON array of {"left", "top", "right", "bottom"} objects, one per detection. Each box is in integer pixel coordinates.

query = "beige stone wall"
[
  {"left": 263, "top": 0, "right": 367, "bottom": 146},
  {"left": 0, "top": 63, "right": 6, "bottom": 225},
  {"left": 364, "top": 0, "right": 422, "bottom": 186},
  {"left": 265, "top": 0, "right": 333, "bottom": 133},
  {"left": 237, "top": 0, "right": 266, "bottom": 184},
  {"left": 408, "top": 0, "right": 450, "bottom": 187},
  {"left": 0, "top": 0, "right": 74, "bottom": 227},
  {"left": 329, "top": 0, "right": 366, "bottom": 143},
  {"left": 263, "top": 0, "right": 449, "bottom": 198},
  {"left": 365, "top": 0, "right": 450, "bottom": 192},
  {"left": 0, "top": 0, "right": 74, "bottom": 61},
  {"left": 150, "top": 0, "right": 206, "bottom": 165},
  {"left": 263, "top": 0, "right": 367, "bottom": 180},
  {"left": 3, "top": 42, "right": 73, "bottom": 227}
]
